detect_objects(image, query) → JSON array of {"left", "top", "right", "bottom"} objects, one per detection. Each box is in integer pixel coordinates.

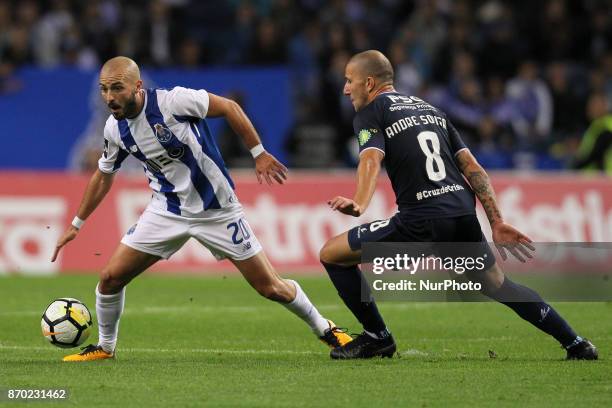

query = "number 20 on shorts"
[{"left": 227, "top": 219, "right": 251, "bottom": 244}]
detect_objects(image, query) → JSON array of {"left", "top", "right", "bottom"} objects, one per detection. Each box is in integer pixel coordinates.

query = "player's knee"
[
  {"left": 478, "top": 264, "right": 505, "bottom": 295},
  {"left": 319, "top": 241, "right": 337, "bottom": 265},
  {"left": 99, "top": 269, "right": 127, "bottom": 294},
  {"left": 255, "top": 281, "right": 292, "bottom": 302}
]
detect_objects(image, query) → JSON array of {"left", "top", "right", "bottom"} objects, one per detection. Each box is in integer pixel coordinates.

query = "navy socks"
[
  {"left": 323, "top": 261, "right": 578, "bottom": 347},
  {"left": 489, "top": 278, "right": 578, "bottom": 347},
  {"left": 322, "top": 262, "right": 389, "bottom": 338}
]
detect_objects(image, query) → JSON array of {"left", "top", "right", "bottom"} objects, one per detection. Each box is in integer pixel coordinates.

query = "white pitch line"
[
  {"left": 400, "top": 349, "right": 429, "bottom": 356},
  {"left": 123, "top": 347, "right": 317, "bottom": 355},
  {"left": 0, "top": 311, "right": 42, "bottom": 317},
  {"left": 0, "top": 303, "right": 448, "bottom": 317},
  {"left": 0, "top": 344, "right": 317, "bottom": 355}
]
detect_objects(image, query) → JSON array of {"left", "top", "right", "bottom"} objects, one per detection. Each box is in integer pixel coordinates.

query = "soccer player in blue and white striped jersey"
[{"left": 52, "top": 56, "right": 352, "bottom": 361}]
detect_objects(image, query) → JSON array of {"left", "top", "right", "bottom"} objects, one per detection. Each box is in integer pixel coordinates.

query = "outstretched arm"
[
  {"left": 455, "top": 149, "right": 535, "bottom": 261},
  {"left": 206, "top": 92, "right": 287, "bottom": 185},
  {"left": 455, "top": 149, "right": 502, "bottom": 226},
  {"left": 51, "top": 169, "right": 115, "bottom": 262},
  {"left": 329, "top": 149, "right": 384, "bottom": 217}
]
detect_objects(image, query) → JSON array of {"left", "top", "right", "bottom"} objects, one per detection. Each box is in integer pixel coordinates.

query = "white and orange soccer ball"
[{"left": 41, "top": 298, "right": 93, "bottom": 348}]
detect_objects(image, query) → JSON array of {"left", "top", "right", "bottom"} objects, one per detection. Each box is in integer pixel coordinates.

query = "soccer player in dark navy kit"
[{"left": 320, "top": 50, "right": 598, "bottom": 360}]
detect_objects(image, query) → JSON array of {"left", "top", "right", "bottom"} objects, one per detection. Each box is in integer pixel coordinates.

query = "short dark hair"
[{"left": 350, "top": 50, "right": 394, "bottom": 84}]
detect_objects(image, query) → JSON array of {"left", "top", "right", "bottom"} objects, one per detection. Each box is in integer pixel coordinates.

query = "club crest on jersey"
[{"left": 154, "top": 123, "right": 173, "bottom": 143}]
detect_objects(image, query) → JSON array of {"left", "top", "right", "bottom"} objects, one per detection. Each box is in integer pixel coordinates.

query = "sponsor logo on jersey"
[
  {"left": 167, "top": 147, "right": 185, "bottom": 159},
  {"left": 386, "top": 94, "right": 436, "bottom": 112},
  {"left": 358, "top": 129, "right": 372, "bottom": 146},
  {"left": 386, "top": 95, "right": 425, "bottom": 104},
  {"left": 145, "top": 155, "right": 173, "bottom": 172},
  {"left": 154, "top": 123, "right": 173, "bottom": 143}
]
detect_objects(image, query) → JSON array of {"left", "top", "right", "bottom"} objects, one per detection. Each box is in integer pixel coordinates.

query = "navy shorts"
[{"left": 347, "top": 214, "right": 496, "bottom": 271}]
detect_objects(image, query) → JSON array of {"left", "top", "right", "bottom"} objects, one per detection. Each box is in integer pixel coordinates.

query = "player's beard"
[{"left": 122, "top": 91, "right": 140, "bottom": 119}]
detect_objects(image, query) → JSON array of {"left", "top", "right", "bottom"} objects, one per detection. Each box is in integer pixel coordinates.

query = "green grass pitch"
[{"left": 1, "top": 274, "right": 610, "bottom": 407}]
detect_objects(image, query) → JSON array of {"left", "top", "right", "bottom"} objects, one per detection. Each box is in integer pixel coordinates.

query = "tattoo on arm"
[
  {"left": 456, "top": 152, "right": 470, "bottom": 172},
  {"left": 455, "top": 150, "right": 503, "bottom": 225},
  {"left": 467, "top": 170, "right": 503, "bottom": 225}
]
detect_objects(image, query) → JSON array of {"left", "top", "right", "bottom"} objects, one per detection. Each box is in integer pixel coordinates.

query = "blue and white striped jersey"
[{"left": 98, "top": 87, "right": 238, "bottom": 218}]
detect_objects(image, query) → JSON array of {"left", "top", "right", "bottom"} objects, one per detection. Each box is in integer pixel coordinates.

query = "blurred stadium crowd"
[{"left": 1, "top": 0, "right": 611, "bottom": 170}]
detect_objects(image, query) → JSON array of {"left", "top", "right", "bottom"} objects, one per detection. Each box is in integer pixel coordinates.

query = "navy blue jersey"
[{"left": 353, "top": 92, "right": 475, "bottom": 220}]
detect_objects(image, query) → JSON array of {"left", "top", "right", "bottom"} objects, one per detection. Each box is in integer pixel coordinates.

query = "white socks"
[
  {"left": 282, "top": 280, "right": 330, "bottom": 336},
  {"left": 94, "top": 279, "right": 328, "bottom": 350},
  {"left": 95, "top": 284, "right": 125, "bottom": 353}
]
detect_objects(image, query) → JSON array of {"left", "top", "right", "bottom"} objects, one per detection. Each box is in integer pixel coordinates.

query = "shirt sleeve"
[
  {"left": 98, "top": 121, "right": 129, "bottom": 174},
  {"left": 354, "top": 103, "right": 385, "bottom": 156},
  {"left": 447, "top": 119, "right": 468, "bottom": 155},
  {"left": 167, "top": 86, "right": 210, "bottom": 119}
]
